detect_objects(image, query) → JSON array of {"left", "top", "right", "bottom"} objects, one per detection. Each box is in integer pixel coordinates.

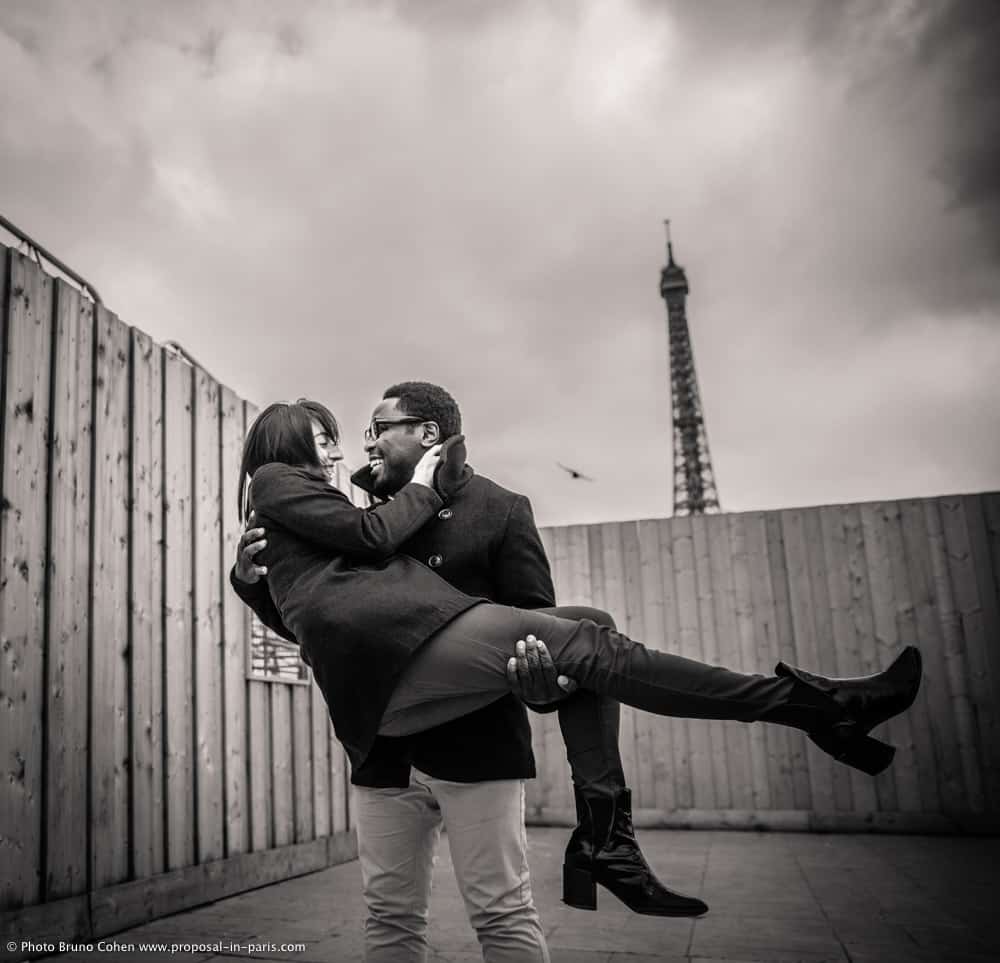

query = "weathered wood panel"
[
  {"left": 44, "top": 282, "right": 93, "bottom": 901},
  {"left": 532, "top": 496, "right": 1000, "bottom": 828},
  {"left": 1, "top": 251, "right": 360, "bottom": 938},
  {"left": 292, "top": 684, "right": 313, "bottom": 843},
  {"left": 219, "top": 388, "right": 249, "bottom": 856},
  {"left": 271, "top": 685, "right": 294, "bottom": 847},
  {"left": 162, "top": 351, "right": 195, "bottom": 870},
  {"left": 193, "top": 369, "right": 223, "bottom": 863},
  {"left": 0, "top": 252, "right": 52, "bottom": 909},
  {"left": 89, "top": 305, "right": 131, "bottom": 890},
  {"left": 129, "top": 327, "right": 164, "bottom": 879}
]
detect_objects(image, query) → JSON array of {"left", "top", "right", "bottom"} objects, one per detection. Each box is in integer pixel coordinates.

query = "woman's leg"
[{"left": 381, "top": 602, "right": 921, "bottom": 777}]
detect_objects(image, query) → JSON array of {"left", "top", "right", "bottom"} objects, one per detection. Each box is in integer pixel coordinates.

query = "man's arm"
[{"left": 230, "top": 519, "right": 297, "bottom": 644}]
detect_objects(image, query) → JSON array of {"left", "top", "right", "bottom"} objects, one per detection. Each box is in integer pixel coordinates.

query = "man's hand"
[
  {"left": 235, "top": 511, "right": 268, "bottom": 584},
  {"left": 506, "top": 635, "right": 578, "bottom": 706}
]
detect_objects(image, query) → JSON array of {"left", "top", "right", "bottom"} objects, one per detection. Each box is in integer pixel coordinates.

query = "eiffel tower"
[{"left": 659, "top": 221, "right": 720, "bottom": 516}]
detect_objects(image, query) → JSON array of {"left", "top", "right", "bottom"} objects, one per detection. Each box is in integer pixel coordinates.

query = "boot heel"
[
  {"left": 838, "top": 735, "right": 896, "bottom": 775},
  {"left": 562, "top": 865, "right": 597, "bottom": 910},
  {"left": 810, "top": 731, "right": 896, "bottom": 776}
]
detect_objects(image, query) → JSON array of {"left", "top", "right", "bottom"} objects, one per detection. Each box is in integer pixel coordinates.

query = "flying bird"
[{"left": 557, "top": 462, "right": 595, "bottom": 482}]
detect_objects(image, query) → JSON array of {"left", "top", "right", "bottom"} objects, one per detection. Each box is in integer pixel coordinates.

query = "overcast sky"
[{"left": 2, "top": 0, "right": 998, "bottom": 527}]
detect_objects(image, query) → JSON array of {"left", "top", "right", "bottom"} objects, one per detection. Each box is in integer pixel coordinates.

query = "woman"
[{"left": 239, "top": 401, "right": 922, "bottom": 913}]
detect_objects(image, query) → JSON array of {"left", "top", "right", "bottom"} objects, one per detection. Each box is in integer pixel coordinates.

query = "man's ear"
[{"left": 420, "top": 421, "right": 442, "bottom": 446}]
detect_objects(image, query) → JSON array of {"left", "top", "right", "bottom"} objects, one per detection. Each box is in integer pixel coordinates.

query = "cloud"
[{"left": 1, "top": 0, "right": 997, "bottom": 526}]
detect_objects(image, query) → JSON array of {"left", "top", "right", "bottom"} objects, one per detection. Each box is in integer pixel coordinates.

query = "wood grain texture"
[
  {"left": 129, "top": 327, "right": 164, "bottom": 879},
  {"left": 219, "top": 388, "right": 248, "bottom": 855},
  {"left": 162, "top": 351, "right": 195, "bottom": 869},
  {"left": 192, "top": 370, "right": 223, "bottom": 862},
  {"left": 0, "top": 252, "right": 52, "bottom": 909},
  {"left": 90, "top": 306, "right": 131, "bottom": 889},
  {"left": 44, "top": 282, "right": 93, "bottom": 900}
]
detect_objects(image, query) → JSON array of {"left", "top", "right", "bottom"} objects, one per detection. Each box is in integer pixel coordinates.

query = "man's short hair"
[{"left": 383, "top": 382, "right": 462, "bottom": 439}]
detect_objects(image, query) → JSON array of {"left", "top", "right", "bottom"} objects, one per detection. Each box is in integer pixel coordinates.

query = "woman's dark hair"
[
  {"left": 237, "top": 401, "right": 325, "bottom": 521},
  {"left": 296, "top": 398, "right": 340, "bottom": 446},
  {"left": 382, "top": 381, "right": 462, "bottom": 439}
]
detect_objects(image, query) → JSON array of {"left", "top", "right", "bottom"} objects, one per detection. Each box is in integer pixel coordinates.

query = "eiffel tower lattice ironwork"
[{"left": 659, "top": 221, "right": 721, "bottom": 516}]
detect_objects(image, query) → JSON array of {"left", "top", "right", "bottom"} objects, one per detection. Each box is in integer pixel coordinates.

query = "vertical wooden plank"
[
  {"left": 671, "top": 515, "right": 711, "bottom": 809},
  {"left": 782, "top": 509, "right": 835, "bottom": 813},
  {"left": 219, "top": 389, "right": 249, "bottom": 855},
  {"left": 248, "top": 680, "right": 273, "bottom": 851},
  {"left": 90, "top": 306, "right": 131, "bottom": 888},
  {"left": 599, "top": 523, "right": 637, "bottom": 794},
  {"left": 885, "top": 500, "right": 941, "bottom": 812},
  {"left": 805, "top": 507, "right": 855, "bottom": 812},
  {"left": 940, "top": 496, "right": 1000, "bottom": 808},
  {"left": 764, "top": 512, "right": 811, "bottom": 809},
  {"left": 620, "top": 521, "right": 653, "bottom": 807},
  {"left": 819, "top": 506, "right": 871, "bottom": 813},
  {"left": 843, "top": 504, "right": 894, "bottom": 813},
  {"left": 859, "top": 502, "right": 921, "bottom": 811},
  {"left": 241, "top": 402, "right": 271, "bottom": 850},
  {"left": 924, "top": 498, "right": 984, "bottom": 811},
  {"left": 539, "top": 525, "right": 570, "bottom": 816},
  {"left": 292, "top": 684, "right": 313, "bottom": 842},
  {"left": 691, "top": 515, "right": 729, "bottom": 808},
  {"left": 45, "top": 282, "right": 93, "bottom": 900},
  {"left": 271, "top": 685, "right": 294, "bottom": 846},
  {"left": 565, "top": 525, "right": 593, "bottom": 606},
  {"left": 899, "top": 499, "right": 965, "bottom": 812},
  {"left": 193, "top": 369, "right": 223, "bottom": 862},
  {"left": 637, "top": 518, "right": 677, "bottom": 814},
  {"left": 962, "top": 494, "right": 1000, "bottom": 798},
  {"left": 129, "top": 327, "right": 164, "bottom": 878},
  {"left": 728, "top": 513, "right": 771, "bottom": 812},
  {"left": 745, "top": 512, "right": 795, "bottom": 810},
  {"left": 657, "top": 518, "right": 691, "bottom": 812},
  {"left": 708, "top": 514, "right": 753, "bottom": 810},
  {"left": 311, "top": 682, "right": 331, "bottom": 837},
  {"left": 162, "top": 351, "right": 195, "bottom": 869},
  {"left": 329, "top": 721, "right": 347, "bottom": 835},
  {"left": 0, "top": 253, "right": 52, "bottom": 908}
]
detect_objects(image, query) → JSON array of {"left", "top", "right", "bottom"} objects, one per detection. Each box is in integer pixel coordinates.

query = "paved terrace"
[{"left": 30, "top": 828, "right": 999, "bottom": 963}]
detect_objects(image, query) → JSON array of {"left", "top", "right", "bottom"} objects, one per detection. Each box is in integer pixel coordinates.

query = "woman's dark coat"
[{"left": 250, "top": 462, "right": 482, "bottom": 771}]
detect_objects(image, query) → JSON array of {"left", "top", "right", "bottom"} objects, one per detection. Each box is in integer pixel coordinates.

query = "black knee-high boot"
[
  {"left": 549, "top": 606, "right": 707, "bottom": 917},
  {"left": 543, "top": 615, "right": 923, "bottom": 778}
]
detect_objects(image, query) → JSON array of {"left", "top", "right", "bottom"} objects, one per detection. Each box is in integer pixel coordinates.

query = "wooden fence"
[
  {"left": 0, "top": 246, "right": 356, "bottom": 946},
  {"left": 3, "top": 241, "right": 999, "bottom": 947},
  {"left": 531, "top": 501, "right": 1000, "bottom": 832}
]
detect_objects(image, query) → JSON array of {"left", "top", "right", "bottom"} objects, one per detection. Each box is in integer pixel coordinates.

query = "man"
[{"left": 232, "top": 383, "right": 704, "bottom": 963}]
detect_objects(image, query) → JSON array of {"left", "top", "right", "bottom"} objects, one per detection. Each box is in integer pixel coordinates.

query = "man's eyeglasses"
[{"left": 364, "top": 417, "right": 426, "bottom": 443}]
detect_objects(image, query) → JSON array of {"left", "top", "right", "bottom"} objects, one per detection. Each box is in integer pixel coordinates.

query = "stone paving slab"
[{"left": 33, "top": 828, "right": 1000, "bottom": 963}]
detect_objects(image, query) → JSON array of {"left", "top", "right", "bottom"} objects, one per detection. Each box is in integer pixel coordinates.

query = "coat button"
[
  {"left": 428, "top": 554, "right": 443, "bottom": 568},
  {"left": 438, "top": 508, "right": 453, "bottom": 520}
]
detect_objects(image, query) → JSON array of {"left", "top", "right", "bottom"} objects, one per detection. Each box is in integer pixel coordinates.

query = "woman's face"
[{"left": 311, "top": 419, "right": 343, "bottom": 482}]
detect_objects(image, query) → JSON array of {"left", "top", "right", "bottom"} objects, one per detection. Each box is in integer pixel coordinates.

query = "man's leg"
[
  {"left": 353, "top": 777, "right": 443, "bottom": 963},
  {"left": 422, "top": 772, "right": 550, "bottom": 963}
]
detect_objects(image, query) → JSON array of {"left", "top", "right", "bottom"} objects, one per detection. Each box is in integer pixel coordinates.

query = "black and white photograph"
[{"left": 1, "top": 1, "right": 999, "bottom": 961}]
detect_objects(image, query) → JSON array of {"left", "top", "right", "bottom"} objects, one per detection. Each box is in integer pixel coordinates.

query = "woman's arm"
[{"left": 251, "top": 463, "right": 444, "bottom": 560}]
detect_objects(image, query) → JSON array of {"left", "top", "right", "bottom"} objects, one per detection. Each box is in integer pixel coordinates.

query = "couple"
[{"left": 231, "top": 381, "right": 922, "bottom": 963}]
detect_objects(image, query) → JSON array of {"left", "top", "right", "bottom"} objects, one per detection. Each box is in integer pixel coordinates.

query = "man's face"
[{"left": 363, "top": 398, "right": 434, "bottom": 497}]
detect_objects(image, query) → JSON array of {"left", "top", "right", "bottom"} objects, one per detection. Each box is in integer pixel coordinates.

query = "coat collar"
[{"left": 349, "top": 463, "right": 475, "bottom": 500}]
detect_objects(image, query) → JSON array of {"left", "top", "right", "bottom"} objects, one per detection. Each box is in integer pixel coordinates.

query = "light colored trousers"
[{"left": 353, "top": 769, "right": 550, "bottom": 963}]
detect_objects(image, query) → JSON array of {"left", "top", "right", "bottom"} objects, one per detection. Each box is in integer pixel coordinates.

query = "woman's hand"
[{"left": 410, "top": 444, "right": 443, "bottom": 489}]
